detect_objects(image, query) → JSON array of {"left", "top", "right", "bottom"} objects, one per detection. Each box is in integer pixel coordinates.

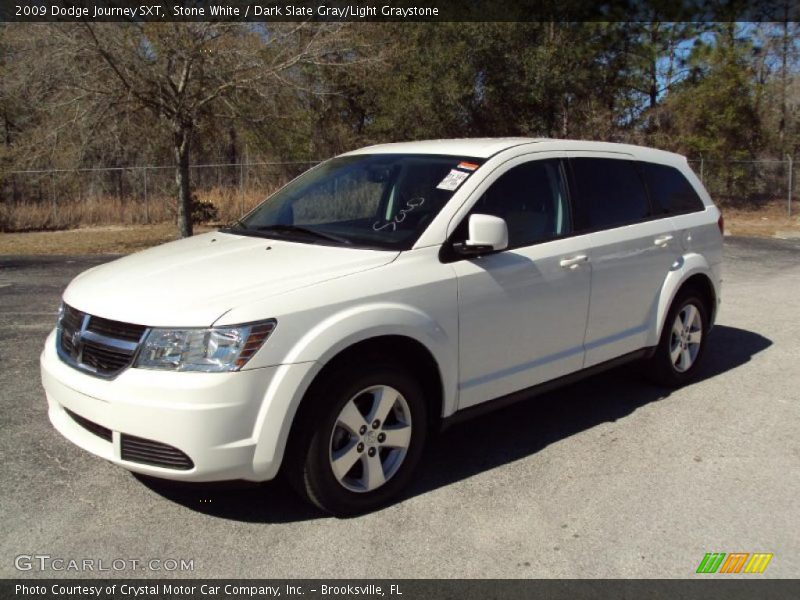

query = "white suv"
[{"left": 41, "top": 138, "right": 723, "bottom": 515}]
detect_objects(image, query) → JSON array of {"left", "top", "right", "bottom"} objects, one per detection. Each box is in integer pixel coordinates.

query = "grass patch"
[
  {"left": 0, "top": 185, "right": 284, "bottom": 232},
  {"left": 0, "top": 223, "right": 213, "bottom": 255},
  {"left": 723, "top": 201, "right": 800, "bottom": 239}
]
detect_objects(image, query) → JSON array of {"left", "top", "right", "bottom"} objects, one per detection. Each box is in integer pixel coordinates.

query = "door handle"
[
  {"left": 654, "top": 235, "right": 674, "bottom": 247},
  {"left": 559, "top": 254, "right": 589, "bottom": 269}
]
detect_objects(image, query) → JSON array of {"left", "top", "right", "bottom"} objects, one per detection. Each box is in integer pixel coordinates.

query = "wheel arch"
[
  {"left": 250, "top": 304, "right": 456, "bottom": 481},
  {"left": 298, "top": 335, "right": 444, "bottom": 429},
  {"left": 654, "top": 257, "right": 718, "bottom": 343},
  {"left": 275, "top": 334, "right": 446, "bottom": 480},
  {"left": 679, "top": 273, "right": 717, "bottom": 324}
]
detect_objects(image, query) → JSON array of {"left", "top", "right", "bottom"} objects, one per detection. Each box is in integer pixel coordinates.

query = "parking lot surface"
[{"left": 0, "top": 237, "right": 798, "bottom": 578}]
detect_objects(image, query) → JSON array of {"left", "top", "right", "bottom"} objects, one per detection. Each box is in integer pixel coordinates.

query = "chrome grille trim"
[
  {"left": 57, "top": 304, "right": 149, "bottom": 379},
  {"left": 80, "top": 329, "right": 139, "bottom": 352}
]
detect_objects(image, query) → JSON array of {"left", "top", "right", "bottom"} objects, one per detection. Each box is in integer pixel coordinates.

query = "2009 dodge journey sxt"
[{"left": 41, "top": 138, "right": 723, "bottom": 515}]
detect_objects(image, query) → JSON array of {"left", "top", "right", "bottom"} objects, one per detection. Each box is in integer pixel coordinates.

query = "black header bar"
[{"left": 1, "top": 0, "right": 799, "bottom": 23}]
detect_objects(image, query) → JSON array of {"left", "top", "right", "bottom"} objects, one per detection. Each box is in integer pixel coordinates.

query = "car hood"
[{"left": 63, "top": 231, "right": 399, "bottom": 327}]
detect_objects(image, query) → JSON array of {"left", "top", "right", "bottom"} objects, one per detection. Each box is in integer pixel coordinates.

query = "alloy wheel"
[
  {"left": 669, "top": 303, "right": 703, "bottom": 373},
  {"left": 328, "top": 385, "right": 412, "bottom": 493}
]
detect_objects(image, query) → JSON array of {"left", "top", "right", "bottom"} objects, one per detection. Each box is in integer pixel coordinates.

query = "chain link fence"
[
  {"left": 0, "top": 160, "right": 320, "bottom": 232},
  {"left": 0, "top": 157, "right": 795, "bottom": 232},
  {"left": 688, "top": 158, "right": 795, "bottom": 215}
]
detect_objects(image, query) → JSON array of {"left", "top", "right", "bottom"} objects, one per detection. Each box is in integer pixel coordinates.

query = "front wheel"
[
  {"left": 289, "top": 364, "right": 428, "bottom": 516},
  {"left": 646, "top": 291, "right": 709, "bottom": 388}
]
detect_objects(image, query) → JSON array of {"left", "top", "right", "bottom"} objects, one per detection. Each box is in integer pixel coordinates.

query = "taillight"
[{"left": 717, "top": 213, "right": 724, "bottom": 236}]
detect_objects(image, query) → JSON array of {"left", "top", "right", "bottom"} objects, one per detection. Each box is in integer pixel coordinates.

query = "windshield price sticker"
[{"left": 437, "top": 169, "right": 471, "bottom": 191}]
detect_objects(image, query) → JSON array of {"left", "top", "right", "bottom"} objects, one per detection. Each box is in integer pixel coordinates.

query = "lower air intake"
[
  {"left": 65, "top": 408, "right": 113, "bottom": 442},
  {"left": 120, "top": 434, "right": 194, "bottom": 471}
]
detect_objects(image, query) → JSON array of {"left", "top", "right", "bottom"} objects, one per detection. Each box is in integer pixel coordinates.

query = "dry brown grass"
[
  {"left": 722, "top": 200, "right": 800, "bottom": 239},
  {"left": 199, "top": 187, "right": 270, "bottom": 224},
  {"left": 1, "top": 196, "right": 171, "bottom": 231},
  {"left": 0, "top": 186, "right": 276, "bottom": 232},
  {"left": 0, "top": 223, "right": 213, "bottom": 255}
]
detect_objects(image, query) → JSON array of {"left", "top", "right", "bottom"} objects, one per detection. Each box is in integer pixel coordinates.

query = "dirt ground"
[{"left": 0, "top": 203, "right": 798, "bottom": 255}]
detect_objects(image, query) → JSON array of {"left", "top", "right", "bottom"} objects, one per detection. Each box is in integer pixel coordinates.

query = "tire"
[
  {"left": 287, "top": 363, "right": 428, "bottom": 516},
  {"left": 646, "top": 290, "right": 709, "bottom": 388}
]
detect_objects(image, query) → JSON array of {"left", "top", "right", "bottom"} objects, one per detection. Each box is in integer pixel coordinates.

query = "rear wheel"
[
  {"left": 288, "top": 363, "right": 427, "bottom": 516},
  {"left": 646, "top": 291, "right": 709, "bottom": 388}
]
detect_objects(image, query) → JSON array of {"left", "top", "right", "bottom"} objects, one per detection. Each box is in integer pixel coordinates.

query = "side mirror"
[{"left": 454, "top": 214, "right": 508, "bottom": 256}]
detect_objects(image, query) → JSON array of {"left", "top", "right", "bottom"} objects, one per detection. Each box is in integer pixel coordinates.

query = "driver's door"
[{"left": 451, "top": 157, "right": 592, "bottom": 409}]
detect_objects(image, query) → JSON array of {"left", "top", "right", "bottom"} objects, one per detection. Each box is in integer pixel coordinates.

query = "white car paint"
[
  {"left": 454, "top": 234, "right": 592, "bottom": 409},
  {"left": 65, "top": 233, "right": 399, "bottom": 327},
  {"left": 40, "top": 138, "right": 723, "bottom": 483}
]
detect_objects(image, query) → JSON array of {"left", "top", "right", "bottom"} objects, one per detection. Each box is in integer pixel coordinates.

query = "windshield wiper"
[
  {"left": 251, "top": 224, "right": 353, "bottom": 245},
  {"left": 228, "top": 218, "right": 247, "bottom": 229}
]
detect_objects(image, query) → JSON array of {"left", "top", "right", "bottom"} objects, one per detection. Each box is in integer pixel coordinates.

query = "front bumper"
[{"left": 41, "top": 330, "right": 287, "bottom": 482}]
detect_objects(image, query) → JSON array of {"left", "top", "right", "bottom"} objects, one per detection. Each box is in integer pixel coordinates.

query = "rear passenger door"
[
  {"left": 640, "top": 160, "right": 713, "bottom": 260},
  {"left": 567, "top": 155, "right": 680, "bottom": 367}
]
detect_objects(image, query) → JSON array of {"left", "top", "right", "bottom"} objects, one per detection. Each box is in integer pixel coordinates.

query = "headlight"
[{"left": 134, "top": 320, "right": 276, "bottom": 372}]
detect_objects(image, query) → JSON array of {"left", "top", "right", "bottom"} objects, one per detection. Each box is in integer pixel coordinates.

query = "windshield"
[{"left": 228, "top": 154, "right": 484, "bottom": 250}]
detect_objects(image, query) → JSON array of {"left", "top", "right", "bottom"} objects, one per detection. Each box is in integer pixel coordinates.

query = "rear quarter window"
[{"left": 641, "top": 162, "right": 705, "bottom": 215}]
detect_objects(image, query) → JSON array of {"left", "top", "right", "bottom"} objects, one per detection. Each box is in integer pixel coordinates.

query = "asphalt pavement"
[{"left": 0, "top": 237, "right": 798, "bottom": 578}]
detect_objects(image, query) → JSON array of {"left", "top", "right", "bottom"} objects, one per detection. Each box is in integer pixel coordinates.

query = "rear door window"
[
  {"left": 569, "top": 158, "right": 650, "bottom": 231},
  {"left": 641, "top": 162, "right": 705, "bottom": 215}
]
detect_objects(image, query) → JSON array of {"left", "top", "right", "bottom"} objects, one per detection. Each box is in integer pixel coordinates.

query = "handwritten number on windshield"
[{"left": 373, "top": 197, "right": 425, "bottom": 232}]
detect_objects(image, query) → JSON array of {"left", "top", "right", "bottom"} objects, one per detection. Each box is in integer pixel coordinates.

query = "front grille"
[
  {"left": 62, "top": 304, "right": 83, "bottom": 330},
  {"left": 81, "top": 339, "right": 133, "bottom": 372},
  {"left": 65, "top": 408, "right": 113, "bottom": 442},
  {"left": 121, "top": 435, "right": 194, "bottom": 470},
  {"left": 58, "top": 304, "right": 147, "bottom": 378},
  {"left": 60, "top": 305, "right": 83, "bottom": 356},
  {"left": 86, "top": 315, "right": 147, "bottom": 342}
]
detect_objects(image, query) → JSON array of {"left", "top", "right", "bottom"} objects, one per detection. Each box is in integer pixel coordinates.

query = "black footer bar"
[{"left": 4, "top": 579, "right": 800, "bottom": 600}]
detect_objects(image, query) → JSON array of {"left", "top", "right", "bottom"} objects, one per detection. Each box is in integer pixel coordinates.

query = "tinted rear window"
[
  {"left": 641, "top": 162, "right": 705, "bottom": 215},
  {"left": 570, "top": 158, "right": 650, "bottom": 231}
]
